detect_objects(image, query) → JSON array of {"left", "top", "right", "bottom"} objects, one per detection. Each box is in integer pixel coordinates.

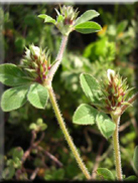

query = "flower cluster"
[
  {"left": 21, "top": 45, "right": 51, "bottom": 85},
  {"left": 101, "top": 69, "right": 133, "bottom": 114},
  {"left": 55, "top": 5, "right": 79, "bottom": 35},
  {"left": 59, "top": 5, "right": 79, "bottom": 25}
]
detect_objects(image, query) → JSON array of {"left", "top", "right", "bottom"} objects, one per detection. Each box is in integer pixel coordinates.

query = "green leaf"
[
  {"left": 73, "top": 104, "right": 98, "bottom": 125},
  {"left": 1, "top": 85, "right": 29, "bottom": 112},
  {"left": 2, "top": 166, "right": 15, "bottom": 180},
  {"left": 97, "top": 168, "right": 115, "bottom": 180},
  {"left": 0, "top": 64, "right": 32, "bottom": 86},
  {"left": 38, "top": 14, "right": 56, "bottom": 24},
  {"left": 57, "top": 15, "right": 64, "bottom": 23},
  {"left": 13, "top": 157, "right": 22, "bottom": 168},
  {"left": 80, "top": 73, "right": 102, "bottom": 104},
  {"left": 27, "top": 83, "right": 49, "bottom": 109},
  {"left": 12, "top": 147, "right": 24, "bottom": 160},
  {"left": 38, "top": 14, "right": 47, "bottom": 19},
  {"left": 75, "top": 21, "right": 102, "bottom": 34},
  {"left": 7, "top": 159, "right": 14, "bottom": 167},
  {"left": 117, "top": 20, "right": 128, "bottom": 35},
  {"left": 37, "top": 118, "right": 43, "bottom": 125},
  {"left": 75, "top": 10, "right": 100, "bottom": 26},
  {"left": 29, "top": 123, "right": 37, "bottom": 130},
  {"left": 124, "top": 175, "right": 138, "bottom": 181},
  {"left": 39, "top": 123, "right": 47, "bottom": 131},
  {"left": 133, "top": 146, "right": 138, "bottom": 172},
  {"left": 96, "top": 112, "right": 116, "bottom": 139}
]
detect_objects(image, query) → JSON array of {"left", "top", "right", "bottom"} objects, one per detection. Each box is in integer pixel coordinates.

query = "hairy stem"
[
  {"left": 47, "top": 35, "right": 68, "bottom": 82},
  {"left": 47, "top": 86, "right": 91, "bottom": 180},
  {"left": 112, "top": 115, "right": 123, "bottom": 180}
]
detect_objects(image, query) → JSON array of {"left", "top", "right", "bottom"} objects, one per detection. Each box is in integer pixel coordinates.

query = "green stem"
[
  {"left": 112, "top": 115, "right": 123, "bottom": 181},
  {"left": 47, "top": 86, "right": 91, "bottom": 180}
]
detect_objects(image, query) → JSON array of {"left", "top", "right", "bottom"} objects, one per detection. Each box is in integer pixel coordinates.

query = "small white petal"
[
  {"left": 31, "top": 45, "right": 41, "bottom": 57},
  {"left": 107, "top": 69, "right": 115, "bottom": 81},
  {"left": 25, "top": 49, "right": 31, "bottom": 60}
]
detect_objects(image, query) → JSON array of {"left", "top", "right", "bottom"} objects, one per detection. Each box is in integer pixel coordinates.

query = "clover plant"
[{"left": 0, "top": 5, "right": 138, "bottom": 181}]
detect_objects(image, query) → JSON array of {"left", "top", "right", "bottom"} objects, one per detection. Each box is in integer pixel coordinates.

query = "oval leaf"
[
  {"left": 2, "top": 166, "right": 15, "bottom": 180},
  {"left": 97, "top": 168, "right": 114, "bottom": 181},
  {"left": 80, "top": 73, "right": 102, "bottom": 104},
  {"left": 73, "top": 104, "right": 98, "bottom": 125},
  {"left": 133, "top": 146, "right": 138, "bottom": 173},
  {"left": 12, "top": 147, "right": 24, "bottom": 160},
  {"left": 75, "top": 10, "right": 100, "bottom": 26},
  {"left": 117, "top": 20, "right": 128, "bottom": 35},
  {"left": 125, "top": 175, "right": 138, "bottom": 181},
  {"left": 1, "top": 85, "right": 29, "bottom": 112},
  {"left": 75, "top": 21, "right": 102, "bottom": 34},
  {"left": 27, "top": 83, "right": 49, "bottom": 109},
  {"left": 96, "top": 112, "right": 116, "bottom": 139},
  {"left": 0, "top": 64, "right": 32, "bottom": 86},
  {"left": 38, "top": 14, "right": 56, "bottom": 24}
]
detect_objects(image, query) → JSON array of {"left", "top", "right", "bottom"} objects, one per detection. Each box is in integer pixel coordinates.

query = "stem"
[
  {"left": 112, "top": 115, "right": 123, "bottom": 181},
  {"left": 47, "top": 35, "right": 68, "bottom": 82},
  {"left": 47, "top": 86, "right": 91, "bottom": 180}
]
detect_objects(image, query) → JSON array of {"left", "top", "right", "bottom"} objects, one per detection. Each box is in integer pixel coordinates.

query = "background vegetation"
[{"left": 1, "top": 2, "right": 138, "bottom": 180}]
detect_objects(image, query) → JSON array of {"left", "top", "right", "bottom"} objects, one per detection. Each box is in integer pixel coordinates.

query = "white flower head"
[
  {"left": 31, "top": 45, "right": 41, "bottom": 57},
  {"left": 107, "top": 69, "right": 115, "bottom": 82},
  {"left": 25, "top": 45, "right": 41, "bottom": 60}
]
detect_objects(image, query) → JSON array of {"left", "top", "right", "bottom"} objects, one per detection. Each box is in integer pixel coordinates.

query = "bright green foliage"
[
  {"left": 27, "top": 83, "right": 49, "bottom": 109},
  {"left": 75, "top": 21, "right": 102, "bottom": 34},
  {"left": 96, "top": 112, "right": 116, "bottom": 139},
  {"left": 73, "top": 103, "right": 115, "bottom": 139},
  {"left": 1, "top": 85, "right": 29, "bottom": 112},
  {"left": 0, "top": 61, "right": 49, "bottom": 111},
  {"left": 0, "top": 64, "right": 32, "bottom": 86},
  {"left": 73, "top": 104, "right": 98, "bottom": 125},
  {"left": 29, "top": 123, "right": 37, "bottom": 130},
  {"left": 124, "top": 175, "right": 138, "bottom": 181},
  {"left": 75, "top": 10, "right": 99, "bottom": 26},
  {"left": 80, "top": 73, "right": 102, "bottom": 104},
  {"left": 133, "top": 146, "right": 138, "bottom": 173},
  {"left": 72, "top": 72, "right": 117, "bottom": 139},
  {"left": 83, "top": 37, "right": 116, "bottom": 63},
  {"left": 38, "top": 14, "right": 56, "bottom": 24},
  {"left": 97, "top": 168, "right": 115, "bottom": 180}
]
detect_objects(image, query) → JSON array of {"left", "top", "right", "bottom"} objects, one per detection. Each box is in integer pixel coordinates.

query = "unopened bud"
[
  {"left": 107, "top": 69, "right": 115, "bottom": 82},
  {"left": 22, "top": 45, "right": 51, "bottom": 85}
]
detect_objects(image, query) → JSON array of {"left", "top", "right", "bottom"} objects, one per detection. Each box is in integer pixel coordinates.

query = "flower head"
[
  {"left": 100, "top": 69, "right": 133, "bottom": 114},
  {"left": 59, "top": 5, "right": 79, "bottom": 25},
  {"left": 55, "top": 5, "right": 79, "bottom": 35},
  {"left": 21, "top": 45, "right": 51, "bottom": 85},
  {"left": 25, "top": 45, "right": 41, "bottom": 60}
]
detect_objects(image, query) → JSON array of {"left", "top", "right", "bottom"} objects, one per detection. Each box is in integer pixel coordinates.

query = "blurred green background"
[{"left": 1, "top": 2, "right": 138, "bottom": 180}]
